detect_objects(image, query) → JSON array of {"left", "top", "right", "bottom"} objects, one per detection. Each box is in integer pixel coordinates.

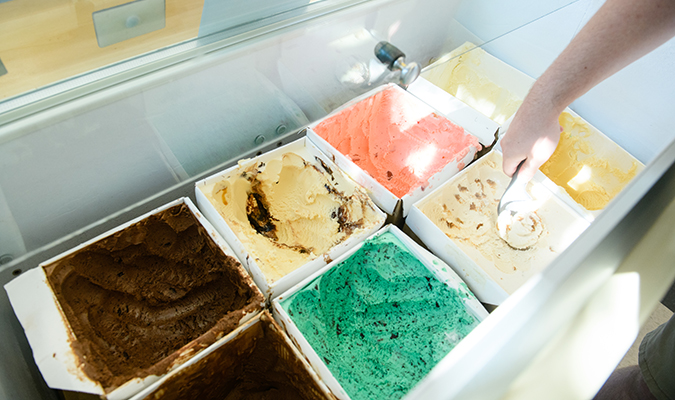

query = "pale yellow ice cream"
[
  {"left": 419, "top": 151, "right": 588, "bottom": 294},
  {"left": 421, "top": 42, "right": 523, "bottom": 124},
  {"left": 541, "top": 112, "right": 641, "bottom": 211},
  {"left": 207, "top": 151, "right": 384, "bottom": 283}
]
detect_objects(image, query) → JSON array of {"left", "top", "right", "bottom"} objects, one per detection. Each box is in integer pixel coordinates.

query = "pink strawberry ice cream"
[{"left": 313, "top": 86, "right": 481, "bottom": 198}]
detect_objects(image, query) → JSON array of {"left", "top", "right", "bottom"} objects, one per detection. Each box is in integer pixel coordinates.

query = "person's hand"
[
  {"left": 500, "top": 98, "right": 562, "bottom": 182},
  {"left": 500, "top": 0, "right": 675, "bottom": 182}
]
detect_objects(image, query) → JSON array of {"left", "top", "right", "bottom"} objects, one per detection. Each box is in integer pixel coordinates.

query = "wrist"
[{"left": 518, "top": 84, "right": 565, "bottom": 126}]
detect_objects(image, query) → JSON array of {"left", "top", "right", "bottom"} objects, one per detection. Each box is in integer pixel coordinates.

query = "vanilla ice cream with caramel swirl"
[
  {"left": 418, "top": 150, "right": 589, "bottom": 295},
  {"left": 204, "top": 149, "right": 385, "bottom": 284}
]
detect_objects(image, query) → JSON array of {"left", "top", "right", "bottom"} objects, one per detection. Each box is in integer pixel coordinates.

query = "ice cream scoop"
[
  {"left": 416, "top": 150, "right": 590, "bottom": 298},
  {"left": 497, "top": 160, "right": 532, "bottom": 216}
]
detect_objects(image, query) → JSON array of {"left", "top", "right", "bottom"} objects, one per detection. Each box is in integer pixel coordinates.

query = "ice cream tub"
[
  {"left": 195, "top": 136, "right": 386, "bottom": 301},
  {"left": 129, "top": 310, "right": 336, "bottom": 400},
  {"left": 407, "top": 150, "right": 590, "bottom": 305},
  {"left": 423, "top": 41, "right": 643, "bottom": 218},
  {"left": 501, "top": 109, "right": 644, "bottom": 219},
  {"left": 307, "top": 83, "right": 483, "bottom": 219},
  {"left": 421, "top": 41, "right": 534, "bottom": 125},
  {"left": 272, "top": 224, "right": 488, "bottom": 400},
  {"left": 4, "top": 197, "right": 265, "bottom": 399}
]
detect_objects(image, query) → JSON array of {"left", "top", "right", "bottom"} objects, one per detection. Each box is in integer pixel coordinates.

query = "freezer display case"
[{"left": 2, "top": 0, "right": 675, "bottom": 399}]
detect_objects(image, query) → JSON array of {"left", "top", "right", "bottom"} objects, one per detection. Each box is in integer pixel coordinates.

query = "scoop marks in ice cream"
[
  {"left": 540, "top": 112, "right": 639, "bottom": 211},
  {"left": 313, "top": 86, "right": 480, "bottom": 198},
  {"left": 497, "top": 210, "right": 544, "bottom": 250},
  {"left": 44, "top": 204, "right": 263, "bottom": 391},
  {"left": 282, "top": 231, "right": 479, "bottom": 400},
  {"left": 419, "top": 152, "right": 549, "bottom": 274},
  {"left": 208, "top": 151, "right": 383, "bottom": 283}
]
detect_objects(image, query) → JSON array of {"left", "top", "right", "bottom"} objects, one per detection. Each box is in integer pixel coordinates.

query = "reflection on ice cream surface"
[
  {"left": 313, "top": 86, "right": 480, "bottom": 198},
  {"left": 421, "top": 42, "right": 524, "bottom": 125},
  {"left": 282, "top": 231, "right": 480, "bottom": 400},
  {"left": 208, "top": 151, "right": 383, "bottom": 283},
  {"left": 419, "top": 151, "right": 588, "bottom": 294},
  {"left": 541, "top": 112, "right": 640, "bottom": 211},
  {"left": 43, "top": 204, "right": 262, "bottom": 391}
]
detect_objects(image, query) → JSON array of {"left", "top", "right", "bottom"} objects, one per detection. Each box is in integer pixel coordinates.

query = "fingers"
[
  {"left": 500, "top": 128, "right": 529, "bottom": 177},
  {"left": 500, "top": 113, "right": 562, "bottom": 179},
  {"left": 502, "top": 152, "right": 525, "bottom": 178},
  {"left": 501, "top": 136, "right": 557, "bottom": 179},
  {"left": 515, "top": 157, "right": 539, "bottom": 182}
]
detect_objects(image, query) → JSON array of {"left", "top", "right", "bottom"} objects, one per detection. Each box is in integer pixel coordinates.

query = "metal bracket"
[
  {"left": 92, "top": 0, "right": 166, "bottom": 48},
  {"left": 374, "top": 41, "right": 420, "bottom": 87}
]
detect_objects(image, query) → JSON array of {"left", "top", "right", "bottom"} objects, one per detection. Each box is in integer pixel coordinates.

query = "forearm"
[
  {"left": 535, "top": 0, "right": 675, "bottom": 114},
  {"left": 502, "top": 0, "right": 675, "bottom": 179}
]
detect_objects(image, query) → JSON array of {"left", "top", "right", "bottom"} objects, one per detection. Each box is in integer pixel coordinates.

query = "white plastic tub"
[
  {"left": 421, "top": 41, "right": 533, "bottom": 125},
  {"left": 195, "top": 136, "right": 386, "bottom": 300},
  {"left": 129, "top": 310, "right": 334, "bottom": 400},
  {"left": 307, "top": 83, "right": 489, "bottom": 219},
  {"left": 4, "top": 197, "right": 263, "bottom": 400},
  {"left": 272, "top": 224, "right": 488, "bottom": 400},
  {"left": 406, "top": 150, "right": 590, "bottom": 305}
]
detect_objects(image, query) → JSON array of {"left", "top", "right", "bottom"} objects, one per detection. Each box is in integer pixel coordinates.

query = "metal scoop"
[{"left": 498, "top": 160, "right": 533, "bottom": 216}]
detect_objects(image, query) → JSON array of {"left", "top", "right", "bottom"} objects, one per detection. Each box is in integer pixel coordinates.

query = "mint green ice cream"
[{"left": 281, "top": 231, "right": 480, "bottom": 400}]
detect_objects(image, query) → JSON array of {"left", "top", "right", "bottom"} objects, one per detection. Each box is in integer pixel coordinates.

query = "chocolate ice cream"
[
  {"left": 44, "top": 203, "right": 264, "bottom": 391},
  {"left": 140, "top": 311, "right": 333, "bottom": 400}
]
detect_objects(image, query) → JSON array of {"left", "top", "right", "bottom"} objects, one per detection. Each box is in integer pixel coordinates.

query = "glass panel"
[
  {"left": 0, "top": 0, "right": 203, "bottom": 100},
  {"left": 0, "top": 0, "right": 586, "bottom": 265},
  {"left": 0, "top": 0, "right": 341, "bottom": 102},
  {"left": 3, "top": 1, "right": 673, "bottom": 399},
  {"left": 0, "top": 0, "right": 580, "bottom": 109}
]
